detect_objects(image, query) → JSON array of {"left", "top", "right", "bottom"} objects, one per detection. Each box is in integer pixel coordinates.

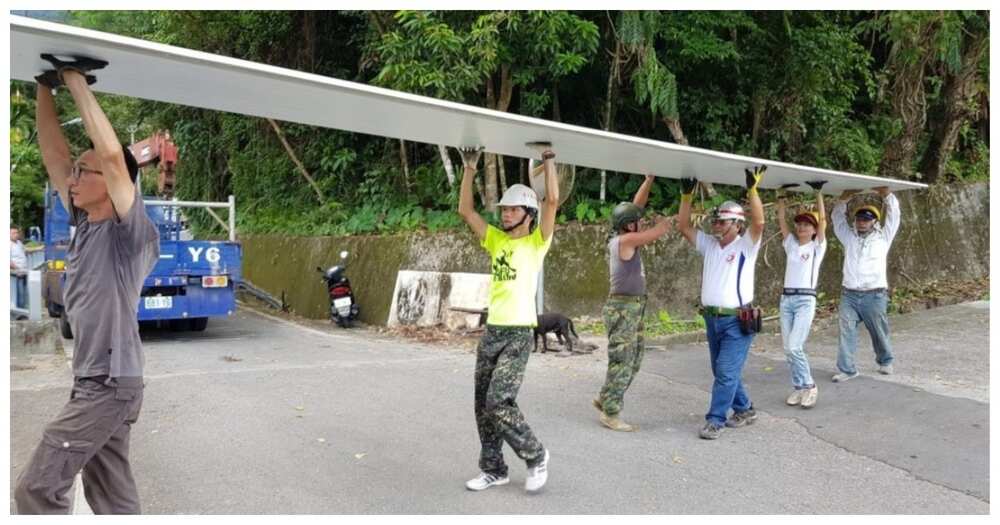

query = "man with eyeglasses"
[
  {"left": 676, "top": 168, "right": 766, "bottom": 440},
  {"left": 15, "top": 62, "right": 158, "bottom": 514}
]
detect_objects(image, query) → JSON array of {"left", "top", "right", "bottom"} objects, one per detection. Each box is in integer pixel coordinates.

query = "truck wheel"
[
  {"left": 189, "top": 317, "right": 208, "bottom": 332},
  {"left": 60, "top": 315, "right": 74, "bottom": 339}
]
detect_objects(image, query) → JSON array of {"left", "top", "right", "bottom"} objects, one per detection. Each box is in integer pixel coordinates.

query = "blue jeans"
[
  {"left": 779, "top": 295, "right": 817, "bottom": 389},
  {"left": 703, "top": 315, "right": 754, "bottom": 426},
  {"left": 837, "top": 289, "right": 894, "bottom": 374}
]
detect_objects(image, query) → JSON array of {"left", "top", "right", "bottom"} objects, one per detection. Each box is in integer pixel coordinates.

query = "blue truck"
[{"left": 42, "top": 186, "right": 242, "bottom": 338}]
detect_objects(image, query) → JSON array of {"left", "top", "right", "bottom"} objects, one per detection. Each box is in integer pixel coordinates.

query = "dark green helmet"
[{"left": 611, "top": 202, "right": 643, "bottom": 232}]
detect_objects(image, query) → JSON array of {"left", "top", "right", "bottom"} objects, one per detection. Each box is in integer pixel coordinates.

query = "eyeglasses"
[
  {"left": 70, "top": 164, "right": 103, "bottom": 181},
  {"left": 711, "top": 219, "right": 732, "bottom": 226}
]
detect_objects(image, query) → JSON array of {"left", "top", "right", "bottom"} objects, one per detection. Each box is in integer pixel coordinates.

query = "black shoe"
[
  {"left": 725, "top": 408, "right": 758, "bottom": 428},
  {"left": 699, "top": 422, "right": 724, "bottom": 440}
]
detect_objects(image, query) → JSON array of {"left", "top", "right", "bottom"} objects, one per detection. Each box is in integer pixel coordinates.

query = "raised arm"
[
  {"left": 815, "top": 190, "right": 828, "bottom": 243},
  {"left": 633, "top": 174, "right": 655, "bottom": 209},
  {"left": 619, "top": 215, "right": 672, "bottom": 253},
  {"left": 35, "top": 83, "right": 74, "bottom": 212},
  {"left": 457, "top": 147, "right": 488, "bottom": 240},
  {"left": 745, "top": 166, "right": 766, "bottom": 244},
  {"left": 832, "top": 189, "right": 859, "bottom": 242},
  {"left": 63, "top": 70, "right": 136, "bottom": 217},
  {"left": 806, "top": 180, "right": 828, "bottom": 243},
  {"left": 876, "top": 186, "right": 901, "bottom": 242},
  {"left": 539, "top": 149, "right": 559, "bottom": 242},
  {"left": 676, "top": 178, "right": 698, "bottom": 246},
  {"left": 776, "top": 193, "right": 790, "bottom": 239}
]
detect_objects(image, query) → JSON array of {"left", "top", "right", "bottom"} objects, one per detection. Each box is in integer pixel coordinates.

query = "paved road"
[{"left": 9, "top": 302, "right": 989, "bottom": 513}]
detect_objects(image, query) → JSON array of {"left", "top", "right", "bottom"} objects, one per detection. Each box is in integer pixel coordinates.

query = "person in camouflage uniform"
[
  {"left": 457, "top": 144, "right": 560, "bottom": 493},
  {"left": 594, "top": 175, "right": 673, "bottom": 432}
]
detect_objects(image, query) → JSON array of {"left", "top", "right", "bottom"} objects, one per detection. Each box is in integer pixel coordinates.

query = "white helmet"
[
  {"left": 713, "top": 201, "right": 746, "bottom": 222},
  {"left": 498, "top": 184, "right": 539, "bottom": 210}
]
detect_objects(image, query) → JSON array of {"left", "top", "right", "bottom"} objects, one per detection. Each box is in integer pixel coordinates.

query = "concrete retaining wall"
[{"left": 242, "top": 183, "right": 989, "bottom": 325}]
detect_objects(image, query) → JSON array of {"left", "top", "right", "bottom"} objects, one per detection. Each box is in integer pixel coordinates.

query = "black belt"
[{"left": 782, "top": 288, "right": 816, "bottom": 296}]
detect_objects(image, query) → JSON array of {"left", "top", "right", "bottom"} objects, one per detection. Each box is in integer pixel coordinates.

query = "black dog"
[{"left": 534, "top": 313, "right": 579, "bottom": 353}]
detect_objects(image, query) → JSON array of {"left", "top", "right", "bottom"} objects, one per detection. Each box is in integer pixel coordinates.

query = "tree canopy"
[{"left": 9, "top": 10, "right": 989, "bottom": 235}]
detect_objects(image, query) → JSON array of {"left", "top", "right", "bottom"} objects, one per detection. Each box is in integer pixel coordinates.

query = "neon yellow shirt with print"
[{"left": 481, "top": 224, "right": 552, "bottom": 327}]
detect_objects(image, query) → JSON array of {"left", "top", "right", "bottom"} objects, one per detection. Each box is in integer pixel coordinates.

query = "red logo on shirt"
[{"left": 725, "top": 253, "right": 736, "bottom": 263}]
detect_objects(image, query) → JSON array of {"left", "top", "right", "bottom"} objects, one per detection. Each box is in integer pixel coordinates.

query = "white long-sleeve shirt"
[
  {"left": 10, "top": 240, "right": 27, "bottom": 271},
  {"left": 832, "top": 194, "right": 901, "bottom": 290}
]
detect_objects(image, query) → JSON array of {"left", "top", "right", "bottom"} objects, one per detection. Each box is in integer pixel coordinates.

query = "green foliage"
[
  {"left": 644, "top": 309, "right": 706, "bottom": 337},
  {"left": 10, "top": 86, "right": 46, "bottom": 229}
]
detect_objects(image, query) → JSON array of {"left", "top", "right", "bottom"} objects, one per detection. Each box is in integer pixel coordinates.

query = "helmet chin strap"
[
  {"left": 503, "top": 215, "right": 527, "bottom": 233},
  {"left": 503, "top": 206, "right": 532, "bottom": 233},
  {"left": 712, "top": 220, "right": 737, "bottom": 240}
]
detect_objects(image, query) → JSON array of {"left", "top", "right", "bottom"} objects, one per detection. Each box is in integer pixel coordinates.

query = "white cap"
[
  {"left": 716, "top": 201, "right": 746, "bottom": 222},
  {"left": 498, "top": 184, "right": 539, "bottom": 210}
]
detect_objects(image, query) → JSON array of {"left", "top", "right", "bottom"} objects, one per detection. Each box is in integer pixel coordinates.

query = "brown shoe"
[{"left": 600, "top": 413, "right": 637, "bottom": 432}]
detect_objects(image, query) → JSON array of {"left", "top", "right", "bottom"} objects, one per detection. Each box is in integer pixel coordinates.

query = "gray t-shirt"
[
  {"left": 64, "top": 187, "right": 159, "bottom": 378},
  {"left": 608, "top": 236, "right": 646, "bottom": 296}
]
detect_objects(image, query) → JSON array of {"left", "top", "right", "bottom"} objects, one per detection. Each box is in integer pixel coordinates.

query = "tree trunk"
[
  {"left": 498, "top": 155, "right": 508, "bottom": 193},
  {"left": 918, "top": 28, "right": 989, "bottom": 184},
  {"left": 482, "top": 66, "right": 514, "bottom": 213},
  {"left": 664, "top": 117, "right": 689, "bottom": 146},
  {"left": 299, "top": 11, "right": 316, "bottom": 72},
  {"left": 600, "top": 40, "right": 624, "bottom": 202},
  {"left": 878, "top": 19, "right": 940, "bottom": 181},
  {"left": 484, "top": 78, "right": 499, "bottom": 213},
  {"left": 438, "top": 144, "right": 456, "bottom": 187},
  {"left": 552, "top": 80, "right": 561, "bottom": 122},
  {"left": 750, "top": 93, "right": 765, "bottom": 149},
  {"left": 664, "top": 116, "right": 716, "bottom": 195},
  {"left": 398, "top": 139, "right": 410, "bottom": 191},
  {"left": 266, "top": 118, "right": 324, "bottom": 204}
]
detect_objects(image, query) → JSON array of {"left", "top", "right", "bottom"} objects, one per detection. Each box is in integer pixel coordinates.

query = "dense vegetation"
[{"left": 9, "top": 11, "right": 989, "bottom": 236}]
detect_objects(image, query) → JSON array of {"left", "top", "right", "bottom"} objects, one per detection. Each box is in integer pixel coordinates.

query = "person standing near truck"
[{"left": 16, "top": 58, "right": 158, "bottom": 514}]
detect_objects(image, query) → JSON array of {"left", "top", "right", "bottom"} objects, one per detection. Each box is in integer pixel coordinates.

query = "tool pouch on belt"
[
  {"left": 737, "top": 306, "right": 762, "bottom": 335},
  {"left": 735, "top": 252, "right": 760, "bottom": 334}
]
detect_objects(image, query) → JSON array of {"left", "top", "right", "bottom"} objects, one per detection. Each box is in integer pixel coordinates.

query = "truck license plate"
[
  {"left": 333, "top": 297, "right": 352, "bottom": 309},
  {"left": 145, "top": 296, "right": 173, "bottom": 309}
]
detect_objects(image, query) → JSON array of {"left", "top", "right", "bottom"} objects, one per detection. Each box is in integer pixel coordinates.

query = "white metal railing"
[
  {"left": 144, "top": 195, "right": 237, "bottom": 242},
  {"left": 10, "top": 270, "right": 43, "bottom": 321}
]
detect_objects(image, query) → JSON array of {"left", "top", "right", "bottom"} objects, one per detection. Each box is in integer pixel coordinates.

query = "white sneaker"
[
  {"left": 800, "top": 386, "right": 819, "bottom": 408},
  {"left": 878, "top": 364, "right": 893, "bottom": 375},
  {"left": 525, "top": 449, "right": 549, "bottom": 493},
  {"left": 832, "top": 371, "right": 859, "bottom": 383},
  {"left": 465, "top": 472, "right": 509, "bottom": 491},
  {"left": 785, "top": 389, "right": 804, "bottom": 406}
]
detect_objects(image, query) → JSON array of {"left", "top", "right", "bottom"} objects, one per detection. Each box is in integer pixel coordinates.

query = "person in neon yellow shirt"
[{"left": 457, "top": 144, "right": 558, "bottom": 494}]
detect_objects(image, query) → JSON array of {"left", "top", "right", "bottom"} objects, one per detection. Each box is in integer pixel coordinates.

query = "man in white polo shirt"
[
  {"left": 831, "top": 186, "right": 900, "bottom": 382},
  {"left": 676, "top": 167, "right": 766, "bottom": 440}
]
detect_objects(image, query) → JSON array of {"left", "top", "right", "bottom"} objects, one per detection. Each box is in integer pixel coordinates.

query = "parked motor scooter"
[{"left": 317, "top": 250, "right": 360, "bottom": 328}]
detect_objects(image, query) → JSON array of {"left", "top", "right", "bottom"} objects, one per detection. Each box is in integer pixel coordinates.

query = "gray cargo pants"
[{"left": 15, "top": 376, "right": 144, "bottom": 514}]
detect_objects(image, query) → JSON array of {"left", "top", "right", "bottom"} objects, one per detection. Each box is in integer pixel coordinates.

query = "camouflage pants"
[
  {"left": 597, "top": 295, "right": 647, "bottom": 416},
  {"left": 474, "top": 325, "right": 545, "bottom": 477}
]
